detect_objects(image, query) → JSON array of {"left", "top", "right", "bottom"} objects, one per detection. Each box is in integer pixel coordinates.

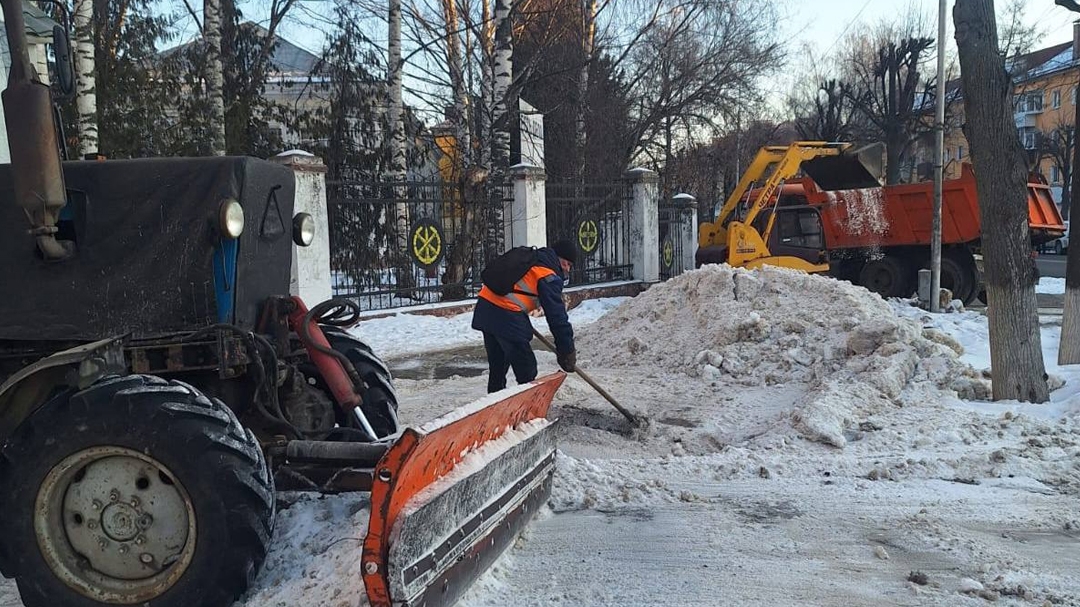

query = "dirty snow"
[{"left": 3, "top": 268, "right": 1079, "bottom": 607}]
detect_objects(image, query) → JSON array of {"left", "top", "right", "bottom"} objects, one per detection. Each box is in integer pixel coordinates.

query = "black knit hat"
[{"left": 551, "top": 239, "right": 578, "bottom": 265}]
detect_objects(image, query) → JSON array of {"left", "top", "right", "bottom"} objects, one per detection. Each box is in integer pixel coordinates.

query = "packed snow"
[
  {"left": 3, "top": 268, "right": 1079, "bottom": 607},
  {"left": 1038, "top": 276, "right": 1067, "bottom": 295}
]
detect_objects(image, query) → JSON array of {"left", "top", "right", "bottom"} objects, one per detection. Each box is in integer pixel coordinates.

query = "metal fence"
[
  {"left": 326, "top": 179, "right": 511, "bottom": 310},
  {"left": 658, "top": 200, "right": 691, "bottom": 281},
  {"left": 546, "top": 182, "right": 634, "bottom": 286}
]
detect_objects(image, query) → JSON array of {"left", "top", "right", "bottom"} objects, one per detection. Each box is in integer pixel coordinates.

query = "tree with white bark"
[
  {"left": 73, "top": 0, "right": 97, "bottom": 157},
  {"left": 204, "top": 0, "right": 226, "bottom": 156}
]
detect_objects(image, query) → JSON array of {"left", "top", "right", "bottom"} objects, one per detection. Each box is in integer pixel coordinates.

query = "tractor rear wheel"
[
  {"left": 858, "top": 256, "right": 910, "bottom": 299},
  {"left": 0, "top": 374, "right": 274, "bottom": 607},
  {"left": 318, "top": 326, "right": 399, "bottom": 438}
]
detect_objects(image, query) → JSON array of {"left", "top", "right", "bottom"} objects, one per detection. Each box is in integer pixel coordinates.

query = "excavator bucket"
[
  {"left": 801, "top": 142, "right": 885, "bottom": 191},
  {"left": 362, "top": 372, "right": 566, "bottom": 607}
]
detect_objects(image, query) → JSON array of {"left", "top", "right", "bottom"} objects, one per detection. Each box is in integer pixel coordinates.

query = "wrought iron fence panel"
[
  {"left": 545, "top": 182, "right": 634, "bottom": 287},
  {"left": 658, "top": 201, "right": 693, "bottom": 280},
  {"left": 326, "top": 179, "right": 511, "bottom": 310}
]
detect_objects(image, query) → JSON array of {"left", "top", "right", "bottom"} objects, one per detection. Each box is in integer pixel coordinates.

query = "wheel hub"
[
  {"left": 36, "top": 447, "right": 197, "bottom": 603},
  {"left": 100, "top": 503, "right": 140, "bottom": 542}
]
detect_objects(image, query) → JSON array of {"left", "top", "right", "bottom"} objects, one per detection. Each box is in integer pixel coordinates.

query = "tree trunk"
[
  {"left": 387, "top": 0, "right": 415, "bottom": 298},
  {"left": 954, "top": 0, "right": 1048, "bottom": 402},
  {"left": 1062, "top": 144, "right": 1072, "bottom": 221},
  {"left": 204, "top": 0, "right": 227, "bottom": 156},
  {"left": 73, "top": 0, "right": 97, "bottom": 158},
  {"left": 478, "top": 0, "right": 493, "bottom": 169},
  {"left": 443, "top": 0, "right": 469, "bottom": 174},
  {"left": 492, "top": 0, "right": 513, "bottom": 170},
  {"left": 1060, "top": 53, "right": 1080, "bottom": 362},
  {"left": 388, "top": 0, "right": 406, "bottom": 180},
  {"left": 575, "top": 0, "right": 596, "bottom": 179}
]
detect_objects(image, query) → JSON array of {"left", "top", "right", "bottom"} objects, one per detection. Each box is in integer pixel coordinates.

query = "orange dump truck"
[{"left": 771, "top": 164, "right": 1065, "bottom": 303}]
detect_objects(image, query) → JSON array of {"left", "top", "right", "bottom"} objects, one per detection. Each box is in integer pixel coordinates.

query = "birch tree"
[
  {"left": 388, "top": 0, "right": 417, "bottom": 297},
  {"left": 73, "top": 0, "right": 97, "bottom": 157},
  {"left": 204, "top": 0, "right": 226, "bottom": 155},
  {"left": 478, "top": 0, "right": 493, "bottom": 168},
  {"left": 491, "top": 0, "right": 513, "bottom": 169},
  {"left": 575, "top": 0, "right": 597, "bottom": 176},
  {"left": 953, "top": 0, "right": 1048, "bottom": 402}
]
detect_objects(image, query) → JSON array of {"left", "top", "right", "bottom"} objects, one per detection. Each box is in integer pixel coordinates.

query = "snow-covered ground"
[
  {"left": 1037, "top": 276, "right": 1067, "bottom": 295},
  {"left": 3, "top": 269, "right": 1078, "bottom": 607},
  {"left": 348, "top": 296, "right": 628, "bottom": 358}
]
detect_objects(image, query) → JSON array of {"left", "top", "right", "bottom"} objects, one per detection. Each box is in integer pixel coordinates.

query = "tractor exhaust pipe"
[{"left": 1, "top": 0, "right": 71, "bottom": 260}]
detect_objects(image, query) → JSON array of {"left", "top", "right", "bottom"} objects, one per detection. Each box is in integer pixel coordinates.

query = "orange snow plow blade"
[{"left": 362, "top": 372, "right": 566, "bottom": 607}]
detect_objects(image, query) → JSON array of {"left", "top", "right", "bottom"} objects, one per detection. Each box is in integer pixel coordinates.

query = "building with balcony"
[{"left": 926, "top": 26, "right": 1080, "bottom": 205}]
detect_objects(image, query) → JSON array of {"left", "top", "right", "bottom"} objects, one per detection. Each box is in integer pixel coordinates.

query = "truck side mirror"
[{"left": 52, "top": 25, "right": 75, "bottom": 98}]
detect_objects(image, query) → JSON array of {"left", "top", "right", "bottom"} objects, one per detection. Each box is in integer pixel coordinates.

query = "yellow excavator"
[{"left": 696, "top": 141, "right": 883, "bottom": 272}]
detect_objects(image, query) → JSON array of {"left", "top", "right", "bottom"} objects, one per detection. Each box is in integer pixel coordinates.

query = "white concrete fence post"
[
  {"left": 273, "top": 151, "right": 332, "bottom": 304},
  {"left": 673, "top": 192, "right": 697, "bottom": 276},
  {"left": 508, "top": 164, "right": 548, "bottom": 249},
  {"left": 625, "top": 167, "right": 660, "bottom": 283}
]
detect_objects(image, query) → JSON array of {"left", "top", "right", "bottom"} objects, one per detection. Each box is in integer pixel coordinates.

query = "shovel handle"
[{"left": 530, "top": 329, "right": 642, "bottom": 426}]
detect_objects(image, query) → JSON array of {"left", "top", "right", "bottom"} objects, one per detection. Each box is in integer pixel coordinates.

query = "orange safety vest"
[{"left": 478, "top": 265, "right": 556, "bottom": 313}]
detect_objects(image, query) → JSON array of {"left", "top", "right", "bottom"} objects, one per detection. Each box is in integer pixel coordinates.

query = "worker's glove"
[{"left": 557, "top": 350, "right": 577, "bottom": 372}]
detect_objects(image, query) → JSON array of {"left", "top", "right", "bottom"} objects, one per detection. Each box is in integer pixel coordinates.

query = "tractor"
[{"left": 0, "top": 1, "right": 563, "bottom": 606}]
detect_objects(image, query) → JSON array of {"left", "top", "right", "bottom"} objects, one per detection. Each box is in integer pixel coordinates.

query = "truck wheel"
[
  {"left": 0, "top": 374, "right": 274, "bottom": 607},
  {"left": 941, "top": 250, "right": 978, "bottom": 305},
  {"left": 318, "top": 326, "right": 399, "bottom": 438},
  {"left": 1055, "top": 241, "right": 1063, "bottom": 255},
  {"left": 858, "top": 256, "right": 909, "bottom": 298}
]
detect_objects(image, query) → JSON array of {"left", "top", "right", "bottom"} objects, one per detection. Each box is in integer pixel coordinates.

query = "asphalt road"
[{"left": 1038, "top": 253, "right": 1067, "bottom": 278}]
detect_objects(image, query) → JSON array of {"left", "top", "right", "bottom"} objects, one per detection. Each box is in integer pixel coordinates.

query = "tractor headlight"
[
  {"left": 218, "top": 199, "right": 245, "bottom": 239},
  {"left": 293, "top": 212, "right": 315, "bottom": 247}
]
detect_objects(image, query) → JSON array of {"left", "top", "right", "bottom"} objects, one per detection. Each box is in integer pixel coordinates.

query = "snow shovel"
[{"left": 531, "top": 328, "right": 646, "bottom": 427}]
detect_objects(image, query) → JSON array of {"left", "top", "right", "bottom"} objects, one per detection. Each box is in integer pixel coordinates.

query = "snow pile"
[
  {"left": 236, "top": 494, "right": 370, "bottom": 607},
  {"left": 578, "top": 265, "right": 989, "bottom": 448}
]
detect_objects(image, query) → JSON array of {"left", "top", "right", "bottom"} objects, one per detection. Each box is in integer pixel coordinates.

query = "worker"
[{"left": 472, "top": 240, "right": 578, "bottom": 393}]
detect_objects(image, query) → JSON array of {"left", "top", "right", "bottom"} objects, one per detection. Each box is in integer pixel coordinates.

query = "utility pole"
[{"left": 931, "top": 0, "right": 947, "bottom": 312}]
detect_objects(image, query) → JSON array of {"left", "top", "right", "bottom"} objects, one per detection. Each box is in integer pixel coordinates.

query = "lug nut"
[
  {"left": 139, "top": 553, "right": 154, "bottom": 564},
  {"left": 87, "top": 521, "right": 98, "bottom": 530},
  {"left": 130, "top": 497, "right": 140, "bottom": 508},
  {"left": 135, "top": 535, "right": 146, "bottom": 545},
  {"left": 98, "top": 538, "right": 108, "bottom": 548},
  {"left": 92, "top": 499, "right": 103, "bottom": 510},
  {"left": 109, "top": 489, "right": 120, "bottom": 502},
  {"left": 118, "top": 545, "right": 129, "bottom": 554}
]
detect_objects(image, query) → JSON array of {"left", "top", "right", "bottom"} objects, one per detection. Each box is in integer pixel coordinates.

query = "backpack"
[{"left": 481, "top": 247, "right": 539, "bottom": 296}]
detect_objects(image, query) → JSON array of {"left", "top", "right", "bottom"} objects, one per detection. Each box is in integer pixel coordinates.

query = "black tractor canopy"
[{"left": 0, "top": 157, "right": 295, "bottom": 341}]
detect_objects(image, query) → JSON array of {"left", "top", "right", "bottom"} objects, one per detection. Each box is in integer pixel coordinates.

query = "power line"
[{"left": 823, "top": 0, "right": 874, "bottom": 55}]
